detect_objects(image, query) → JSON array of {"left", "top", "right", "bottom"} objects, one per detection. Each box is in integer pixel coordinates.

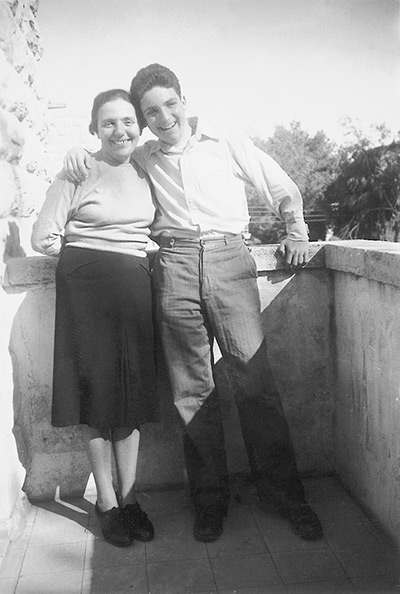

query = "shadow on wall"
[
  {"left": 5, "top": 221, "right": 26, "bottom": 258},
  {"left": 258, "top": 264, "right": 335, "bottom": 475}
]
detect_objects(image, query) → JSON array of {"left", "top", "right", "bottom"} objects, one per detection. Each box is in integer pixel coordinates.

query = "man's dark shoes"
[
  {"left": 194, "top": 504, "right": 227, "bottom": 542},
  {"left": 95, "top": 503, "right": 132, "bottom": 547},
  {"left": 124, "top": 502, "right": 154, "bottom": 542},
  {"left": 286, "top": 503, "right": 323, "bottom": 540}
]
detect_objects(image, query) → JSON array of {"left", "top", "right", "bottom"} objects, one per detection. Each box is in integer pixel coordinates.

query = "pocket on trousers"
[{"left": 242, "top": 245, "right": 258, "bottom": 279}]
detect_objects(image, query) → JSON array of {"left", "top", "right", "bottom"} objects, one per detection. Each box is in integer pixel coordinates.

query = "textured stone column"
[{"left": 0, "top": 0, "right": 49, "bottom": 543}]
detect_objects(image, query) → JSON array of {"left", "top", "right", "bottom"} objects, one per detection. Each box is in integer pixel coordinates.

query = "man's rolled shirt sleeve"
[{"left": 226, "top": 132, "right": 309, "bottom": 241}]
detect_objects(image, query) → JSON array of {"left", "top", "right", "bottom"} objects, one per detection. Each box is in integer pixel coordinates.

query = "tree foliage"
[
  {"left": 323, "top": 141, "right": 400, "bottom": 240},
  {"left": 246, "top": 119, "right": 400, "bottom": 243},
  {"left": 247, "top": 121, "right": 338, "bottom": 243}
]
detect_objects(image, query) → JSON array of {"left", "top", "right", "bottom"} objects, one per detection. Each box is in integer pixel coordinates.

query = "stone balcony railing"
[{"left": 1, "top": 240, "right": 400, "bottom": 552}]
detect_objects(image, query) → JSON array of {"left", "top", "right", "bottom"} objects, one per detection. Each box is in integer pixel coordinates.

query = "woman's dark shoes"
[
  {"left": 95, "top": 503, "right": 133, "bottom": 547},
  {"left": 123, "top": 502, "right": 154, "bottom": 542},
  {"left": 285, "top": 503, "right": 323, "bottom": 540}
]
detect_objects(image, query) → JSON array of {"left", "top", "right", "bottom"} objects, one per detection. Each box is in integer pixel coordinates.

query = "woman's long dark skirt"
[{"left": 52, "top": 246, "right": 158, "bottom": 430}]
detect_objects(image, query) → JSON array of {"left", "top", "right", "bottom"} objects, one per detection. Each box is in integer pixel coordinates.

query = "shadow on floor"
[{"left": 1, "top": 475, "right": 399, "bottom": 594}]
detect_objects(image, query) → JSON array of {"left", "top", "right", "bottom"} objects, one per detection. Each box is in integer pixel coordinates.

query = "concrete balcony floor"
[{"left": 0, "top": 475, "right": 399, "bottom": 594}]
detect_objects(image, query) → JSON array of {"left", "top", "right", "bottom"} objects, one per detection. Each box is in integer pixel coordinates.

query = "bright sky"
[{"left": 36, "top": 0, "right": 400, "bottom": 145}]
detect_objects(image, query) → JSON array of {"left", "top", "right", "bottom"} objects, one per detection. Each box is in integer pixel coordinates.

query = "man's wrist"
[{"left": 286, "top": 221, "right": 309, "bottom": 241}]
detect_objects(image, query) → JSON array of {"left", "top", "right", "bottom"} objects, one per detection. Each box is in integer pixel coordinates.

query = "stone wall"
[
  {"left": 4, "top": 244, "right": 334, "bottom": 502},
  {"left": 328, "top": 241, "right": 400, "bottom": 550},
  {"left": 0, "top": 0, "right": 50, "bottom": 261},
  {"left": 0, "top": 0, "right": 49, "bottom": 544}
]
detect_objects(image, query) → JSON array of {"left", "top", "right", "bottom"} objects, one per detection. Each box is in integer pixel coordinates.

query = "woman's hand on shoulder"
[{"left": 63, "top": 147, "right": 92, "bottom": 183}]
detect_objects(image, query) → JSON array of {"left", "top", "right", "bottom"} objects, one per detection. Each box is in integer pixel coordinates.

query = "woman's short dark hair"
[
  {"left": 89, "top": 89, "right": 135, "bottom": 135},
  {"left": 130, "top": 64, "right": 182, "bottom": 130}
]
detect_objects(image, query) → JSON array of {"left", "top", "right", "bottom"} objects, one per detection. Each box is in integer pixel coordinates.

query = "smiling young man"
[
  {"left": 64, "top": 64, "right": 322, "bottom": 543},
  {"left": 139, "top": 86, "right": 190, "bottom": 146}
]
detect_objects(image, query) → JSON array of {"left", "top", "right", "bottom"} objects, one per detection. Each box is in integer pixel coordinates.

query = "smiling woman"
[
  {"left": 88, "top": 90, "right": 140, "bottom": 165},
  {"left": 30, "top": 89, "right": 159, "bottom": 547}
]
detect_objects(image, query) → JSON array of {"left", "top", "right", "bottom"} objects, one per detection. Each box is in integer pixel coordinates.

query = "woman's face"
[{"left": 96, "top": 98, "right": 140, "bottom": 164}]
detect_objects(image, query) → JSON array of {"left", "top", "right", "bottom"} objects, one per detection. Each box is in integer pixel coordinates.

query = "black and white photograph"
[{"left": 1, "top": 1, "right": 399, "bottom": 593}]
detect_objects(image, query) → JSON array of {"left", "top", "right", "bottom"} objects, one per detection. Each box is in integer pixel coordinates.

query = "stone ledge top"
[
  {"left": 325, "top": 240, "right": 400, "bottom": 288},
  {"left": 251, "top": 241, "right": 325, "bottom": 272},
  {"left": 3, "top": 243, "right": 326, "bottom": 289},
  {"left": 3, "top": 240, "right": 400, "bottom": 289},
  {"left": 4, "top": 255, "right": 57, "bottom": 289}
]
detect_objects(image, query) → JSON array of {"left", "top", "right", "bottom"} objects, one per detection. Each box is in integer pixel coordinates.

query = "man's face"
[{"left": 140, "top": 86, "right": 187, "bottom": 146}]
